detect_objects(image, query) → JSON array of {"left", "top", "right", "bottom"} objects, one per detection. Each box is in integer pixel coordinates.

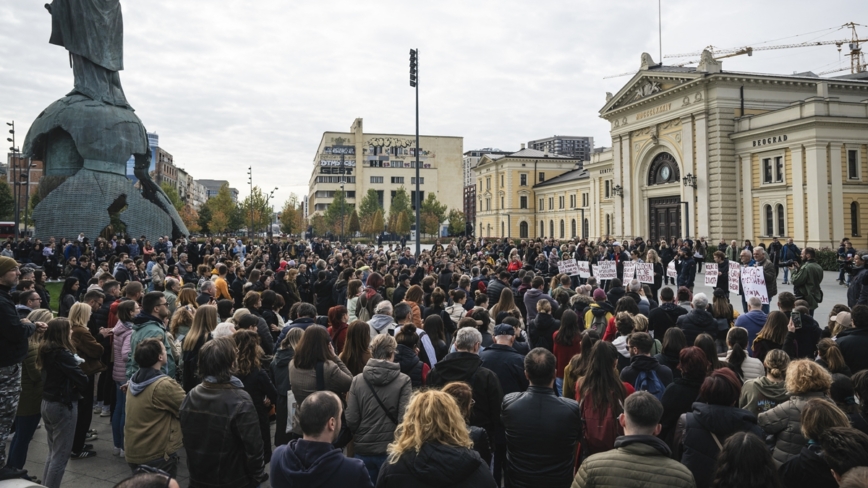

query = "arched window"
[
  {"left": 519, "top": 221, "right": 529, "bottom": 238},
  {"left": 540, "top": 221, "right": 545, "bottom": 237},
  {"left": 560, "top": 220, "right": 565, "bottom": 238},
  {"left": 571, "top": 219, "right": 577, "bottom": 237},
  {"left": 764, "top": 205, "right": 774, "bottom": 237},
  {"left": 583, "top": 218, "right": 589, "bottom": 238},
  {"left": 853, "top": 202, "right": 861, "bottom": 236},
  {"left": 776, "top": 204, "right": 785, "bottom": 236},
  {"left": 549, "top": 220, "right": 554, "bottom": 237},
  {"left": 647, "top": 152, "right": 680, "bottom": 186}
]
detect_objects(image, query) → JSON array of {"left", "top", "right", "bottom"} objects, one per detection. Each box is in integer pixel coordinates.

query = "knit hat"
[
  {"left": 0, "top": 256, "right": 19, "bottom": 277},
  {"left": 593, "top": 288, "right": 607, "bottom": 301}
]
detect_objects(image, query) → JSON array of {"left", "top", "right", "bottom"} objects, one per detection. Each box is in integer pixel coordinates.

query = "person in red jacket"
[{"left": 327, "top": 305, "right": 349, "bottom": 354}]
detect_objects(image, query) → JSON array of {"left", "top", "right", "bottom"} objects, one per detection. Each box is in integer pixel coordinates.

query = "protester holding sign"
[{"left": 712, "top": 251, "right": 729, "bottom": 294}]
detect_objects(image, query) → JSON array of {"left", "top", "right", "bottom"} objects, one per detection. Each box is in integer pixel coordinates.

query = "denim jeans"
[
  {"left": 354, "top": 454, "right": 386, "bottom": 485},
  {"left": 783, "top": 267, "right": 789, "bottom": 283},
  {"left": 42, "top": 400, "right": 77, "bottom": 488},
  {"left": 112, "top": 381, "right": 126, "bottom": 450},
  {"left": 555, "top": 377, "right": 564, "bottom": 397},
  {"left": 7, "top": 413, "right": 41, "bottom": 469}
]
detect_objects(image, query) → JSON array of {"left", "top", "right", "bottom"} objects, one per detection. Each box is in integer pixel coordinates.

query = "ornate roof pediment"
[{"left": 600, "top": 70, "right": 700, "bottom": 117}]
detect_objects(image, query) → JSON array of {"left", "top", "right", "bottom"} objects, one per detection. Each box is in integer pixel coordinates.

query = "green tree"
[
  {"left": 0, "top": 180, "right": 15, "bottom": 220},
  {"left": 197, "top": 201, "right": 212, "bottom": 234},
  {"left": 357, "top": 189, "right": 382, "bottom": 235},
  {"left": 241, "top": 186, "right": 272, "bottom": 235},
  {"left": 160, "top": 182, "right": 184, "bottom": 211},
  {"left": 447, "top": 209, "right": 466, "bottom": 236},
  {"left": 388, "top": 187, "right": 411, "bottom": 233},
  {"left": 420, "top": 193, "right": 448, "bottom": 236},
  {"left": 207, "top": 183, "right": 237, "bottom": 234},
  {"left": 280, "top": 194, "right": 303, "bottom": 235},
  {"left": 349, "top": 209, "right": 360, "bottom": 234},
  {"left": 323, "top": 190, "right": 353, "bottom": 236}
]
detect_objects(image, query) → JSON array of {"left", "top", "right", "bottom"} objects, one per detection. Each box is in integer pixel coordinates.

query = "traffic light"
[{"left": 409, "top": 49, "right": 417, "bottom": 87}]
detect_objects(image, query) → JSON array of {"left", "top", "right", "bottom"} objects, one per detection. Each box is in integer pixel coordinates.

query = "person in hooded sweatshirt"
[
  {"left": 124, "top": 338, "right": 186, "bottom": 477},
  {"left": 739, "top": 349, "right": 792, "bottom": 416},
  {"left": 368, "top": 301, "right": 398, "bottom": 339},
  {"left": 572, "top": 392, "right": 695, "bottom": 488},
  {"left": 270, "top": 390, "right": 373, "bottom": 488},
  {"left": 376, "top": 389, "right": 496, "bottom": 488},
  {"left": 673, "top": 368, "right": 764, "bottom": 488},
  {"left": 523, "top": 276, "right": 557, "bottom": 323},
  {"left": 426, "top": 327, "right": 504, "bottom": 448}
]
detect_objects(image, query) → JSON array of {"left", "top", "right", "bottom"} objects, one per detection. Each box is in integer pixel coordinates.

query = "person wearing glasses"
[{"left": 125, "top": 292, "right": 176, "bottom": 382}]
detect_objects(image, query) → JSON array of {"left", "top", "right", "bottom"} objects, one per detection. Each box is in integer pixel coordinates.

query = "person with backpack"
[
  {"left": 575, "top": 341, "right": 633, "bottom": 460},
  {"left": 619, "top": 332, "right": 673, "bottom": 400},
  {"left": 582, "top": 288, "right": 614, "bottom": 336}
]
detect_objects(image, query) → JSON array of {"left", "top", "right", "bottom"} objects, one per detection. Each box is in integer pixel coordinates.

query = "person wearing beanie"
[
  {"left": 0, "top": 256, "right": 48, "bottom": 481},
  {"left": 582, "top": 288, "right": 615, "bottom": 336}
]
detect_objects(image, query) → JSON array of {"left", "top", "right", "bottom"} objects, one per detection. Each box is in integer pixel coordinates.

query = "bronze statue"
[{"left": 23, "top": 0, "right": 188, "bottom": 240}]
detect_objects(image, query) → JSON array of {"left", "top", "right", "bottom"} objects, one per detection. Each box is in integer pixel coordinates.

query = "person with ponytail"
[
  {"left": 739, "top": 348, "right": 792, "bottom": 416},
  {"left": 393, "top": 323, "right": 429, "bottom": 388},
  {"left": 816, "top": 338, "right": 852, "bottom": 376},
  {"left": 724, "top": 327, "right": 764, "bottom": 382}
]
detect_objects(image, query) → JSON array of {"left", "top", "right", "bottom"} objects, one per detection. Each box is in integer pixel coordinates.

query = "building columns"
[
  {"left": 694, "top": 113, "right": 710, "bottom": 238},
  {"left": 740, "top": 153, "right": 753, "bottom": 240},
  {"left": 791, "top": 146, "right": 806, "bottom": 243},
  {"left": 613, "top": 137, "right": 623, "bottom": 238},
  {"left": 804, "top": 143, "right": 831, "bottom": 248},
  {"left": 830, "top": 142, "right": 845, "bottom": 240},
  {"left": 620, "top": 135, "right": 633, "bottom": 237}
]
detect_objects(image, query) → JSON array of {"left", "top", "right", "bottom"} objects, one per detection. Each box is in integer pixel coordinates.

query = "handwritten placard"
[
  {"left": 704, "top": 263, "right": 718, "bottom": 287},
  {"left": 576, "top": 261, "right": 591, "bottom": 278},
  {"left": 623, "top": 262, "right": 636, "bottom": 282},
  {"left": 667, "top": 261, "right": 677, "bottom": 279},
  {"left": 558, "top": 259, "right": 580, "bottom": 276},
  {"left": 594, "top": 261, "right": 617, "bottom": 280},
  {"left": 740, "top": 266, "right": 769, "bottom": 304},
  {"left": 636, "top": 263, "right": 654, "bottom": 284},
  {"left": 728, "top": 262, "right": 741, "bottom": 294}
]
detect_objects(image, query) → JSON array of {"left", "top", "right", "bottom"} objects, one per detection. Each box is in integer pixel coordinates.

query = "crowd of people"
[{"left": 0, "top": 232, "right": 868, "bottom": 488}]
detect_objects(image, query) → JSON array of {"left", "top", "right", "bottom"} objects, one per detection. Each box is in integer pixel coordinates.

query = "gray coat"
[
  {"left": 758, "top": 391, "right": 827, "bottom": 466},
  {"left": 345, "top": 358, "right": 412, "bottom": 456}
]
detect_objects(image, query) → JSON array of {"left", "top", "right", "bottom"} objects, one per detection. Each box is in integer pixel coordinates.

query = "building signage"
[
  {"left": 635, "top": 102, "right": 672, "bottom": 121},
  {"left": 325, "top": 145, "right": 355, "bottom": 155},
  {"left": 752, "top": 135, "right": 788, "bottom": 147},
  {"left": 320, "top": 167, "right": 353, "bottom": 175},
  {"left": 320, "top": 160, "right": 356, "bottom": 167}
]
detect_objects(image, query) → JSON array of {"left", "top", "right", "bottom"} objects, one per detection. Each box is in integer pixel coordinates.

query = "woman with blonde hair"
[
  {"left": 177, "top": 287, "right": 199, "bottom": 311},
  {"left": 68, "top": 302, "right": 103, "bottom": 458},
  {"left": 759, "top": 359, "right": 833, "bottom": 465},
  {"left": 489, "top": 287, "right": 524, "bottom": 328},
  {"left": 181, "top": 305, "right": 218, "bottom": 391},
  {"left": 170, "top": 305, "right": 194, "bottom": 339},
  {"left": 377, "top": 390, "right": 496, "bottom": 487},
  {"left": 631, "top": 314, "right": 661, "bottom": 355}
]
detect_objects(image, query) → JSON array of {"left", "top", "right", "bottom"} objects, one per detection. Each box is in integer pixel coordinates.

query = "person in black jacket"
[
  {"left": 392, "top": 274, "right": 410, "bottom": 305},
  {"left": 486, "top": 271, "right": 510, "bottom": 309},
  {"left": 675, "top": 293, "right": 717, "bottom": 345},
  {"left": 272, "top": 327, "right": 303, "bottom": 447},
  {"left": 648, "top": 287, "right": 688, "bottom": 340},
  {"left": 39, "top": 317, "right": 88, "bottom": 488},
  {"left": 527, "top": 300, "right": 560, "bottom": 353},
  {"left": 235, "top": 331, "right": 279, "bottom": 462},
  {"left": 778, "top": 398, "right": 851, "bottom": 488},
  {"left": 427, "top": 327, "right": 504, "bottom": 452},
  {"left": 620, "top": 332, "right": 674, "bottom": 390},
  {"left": 314, "top": 270, "right": 338, "bottom": 316},
  {"left": 393, "top": 324, "right": 429, "bottom": 389},
  {"left": 834, "top": 305, "right": 868, "bottom": 374},
  {"left": 659, "top": 346, "right": 708, "bottom": 449},
  {"left": 501, "top": 348, "right": 582, "bottom": 488},
  {"left": 0, "top": 257, "right": 45, "bottom": 482},
  {"left": 181, "top": 337, "right": 268, "bottom": 488}
]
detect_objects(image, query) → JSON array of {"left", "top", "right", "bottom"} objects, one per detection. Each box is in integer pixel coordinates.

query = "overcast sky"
[{"left": 0, "top": 1, "right": 862, "bottom": 205}]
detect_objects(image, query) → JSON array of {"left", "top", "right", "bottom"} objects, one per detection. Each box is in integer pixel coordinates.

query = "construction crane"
[
  {"left": 604, "top": 23, "right": 866, "bottom": 79},
  {"left": 665, "top": 22, "right": 866, "bottom": 75}
]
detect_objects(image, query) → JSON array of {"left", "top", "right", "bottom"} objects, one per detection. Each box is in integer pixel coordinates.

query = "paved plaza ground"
[{"left": 6, "top": 269, "right": 854, "bottom": 487}]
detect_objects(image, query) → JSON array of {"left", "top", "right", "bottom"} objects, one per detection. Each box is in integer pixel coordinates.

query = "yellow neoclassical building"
[{"left": 474, "top": 51, "right": 868, "bottom": 248}]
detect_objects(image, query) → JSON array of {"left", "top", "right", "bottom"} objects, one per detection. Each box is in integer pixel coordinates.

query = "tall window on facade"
[
  {"left": 486, "top": 177, "right": 491, "bottom": 190},
  {"left": 501, "top": 222, "right": 505, "bottom": 236},
  {"left": 570, "top": 195, "right": 576, "bottom": 208},
  {"left": 486, "top": 198, "right": 490, "bottom": 211},
  {"left": 539, "top": 198, "right": 544, "bottom": 210},
  {"left": 520, "top": 196, "right": 528, "bottom": 209},
  {"left": 776, "top": 204, "right": 785, "bottom": 236},
  {"left": 762, "top": 158, "right": 773, "bottom": 184},
  {"left": 539, "top": 173, "right": 546, "bottom": 182},
  {"left": 583, "top": 218, "right": 589, "bottom": 237},
  {"left": 549, "top": 197, "right": 554, "bottom": 210},
  {"left": 540, "top": 221, "right": 544, "bottom": 237},
  {"left": 765, "top": 205, "right": 774, "bottom": 236},
  {"left": 849, "top": 150, "right": 860, "bottom": 180},
  {"left": 560, "top": 220, "right": 565, "bottom": 238},
  {"left": 501, "top": 196, "right": 504, "bottom": 208},
  {"left": 549, "top": 220, "right": 554, "bottom": 237},
  {"left": 520, "top": 221, "right": 528, "bottom": 238},
  {"left": 501, "top": 175, "right": 504, "bottom": 187},
  {"left": 571, "top": 219, "right": 577, "bottom": 237},
  {"left": 520, "top": 174, "right": 528, "bottom": 186},
  {"left": 559, "top": 196, "right": 564, "bottom": 209},
  {"left": 582, "top": 193, "right": 588, "bottom": 207},
  {"left": 853, "top": 202, "right": 861, "bottom": 236},
  {"left": 774, "top": 156, "right": 784, "bottom": 183},
  {"left": 605, "top": 215, "right": 611, "bottom": 235}
]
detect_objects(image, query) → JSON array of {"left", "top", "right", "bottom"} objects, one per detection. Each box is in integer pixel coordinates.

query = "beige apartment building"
[
  {"left": 474, "top": 51, "right": 868, "bottom": 248},
  {"left": 307, "top": 118, "right": 463, "bottom": 221}
]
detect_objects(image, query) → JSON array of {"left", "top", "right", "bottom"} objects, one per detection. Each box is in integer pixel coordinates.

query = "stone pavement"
[{"left": 5, "top": 269, "right": 856, "bottom": 488}]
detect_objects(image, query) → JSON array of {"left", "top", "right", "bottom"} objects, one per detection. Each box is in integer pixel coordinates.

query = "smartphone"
[{"left": 791, "top": 312, "right": 802, "bottom": 329}]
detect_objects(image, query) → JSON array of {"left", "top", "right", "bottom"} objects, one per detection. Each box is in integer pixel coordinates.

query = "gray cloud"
[{"left": 0, "top": 0, "right": 859, "bottom": 206}]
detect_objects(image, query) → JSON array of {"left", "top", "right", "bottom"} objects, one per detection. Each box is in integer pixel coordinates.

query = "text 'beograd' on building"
[{"left": 307, "top": 118, "right": 463, "bottom": 219}]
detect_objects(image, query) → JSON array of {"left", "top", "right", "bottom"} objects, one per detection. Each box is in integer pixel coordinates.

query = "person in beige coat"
[
  {"left": 288, "top": 325, "right": 353, "bottom": 438},
  {"left": 572, "top": 391, "right": 696, "bottom": 488},
  {"left": 345, "top": 334, "right": 412, "bottom": 483},
  {"left": 758, "top": 359, "right": 833, "bottom": 466}
]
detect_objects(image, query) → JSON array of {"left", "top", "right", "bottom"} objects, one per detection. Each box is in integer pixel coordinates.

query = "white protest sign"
[
  {"left": 623, "top": 262, "right": 636, "bottom": 282},
  {"left": 740, "top": 266, "right": 769, "bottom": 304},
  {"left": 593, "top": 261, "right": 617, "bottom": 280},
  {"left": 576, "top": 261, "right": 591, "bottom": 278},
  {"left": 667, "top": 261, "right": 677, "bottom": 278},
  {"left": 704, "top": 263, "right": 718, "bottom": 287},
  {"left": 558, "top": 259, "right": 580, "bottom": 276},
  {"left": 636, "top": 263, "right": 654, "bottom": 284},
  {"left": 728, "top": 262, "right": 741, "bottom": 294}
]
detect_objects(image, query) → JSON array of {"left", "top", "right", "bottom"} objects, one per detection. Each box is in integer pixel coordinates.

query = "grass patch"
[{"left": 46, "top": 281, "right": 63, "bottom": 313}]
